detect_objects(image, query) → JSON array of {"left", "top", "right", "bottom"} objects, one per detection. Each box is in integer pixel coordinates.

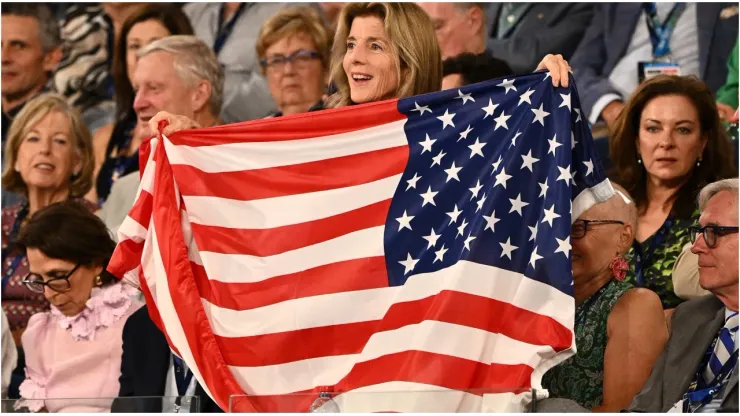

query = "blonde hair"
[
  {"left": 138, "top": 35, "right": 224, "bottom": 117},
  {"left": 2, "top": 93, "right": 94, "bottom": 198},
  {"left": 256, "top": 7, "right": 332, "bottom": 72},
  {"left": 326, "top": 2, "right": 442, "bottom": 108}
]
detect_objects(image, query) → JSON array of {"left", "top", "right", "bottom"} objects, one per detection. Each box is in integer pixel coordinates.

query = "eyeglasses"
[
  {"left": 688, "top": 225, "right": 739, "bottom": 248},
  {"left": 260, "top": 49, "right": 321, "bottom": 72},
  {"left": 21, "top": 263, "right": 80, "bottom": 294},
  {"left": 571, "top": 219, "right": 625, "bottom": 239}
]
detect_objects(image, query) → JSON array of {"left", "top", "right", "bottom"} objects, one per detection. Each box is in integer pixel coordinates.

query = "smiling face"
[
  {"left": 26, "top": 248, "right": 101, "bottom": 317},
  {"left": 14, "top": 110, "right": 80, "bottom": 194},
  {"left": 637, "top": 94, "right": 708, "bottom": 187},
  {"left": 125, "top": 19, "right": 172, "bottom": 85},
  {"left": 342, "top": 15, "right": 399, "bottom": 104}
]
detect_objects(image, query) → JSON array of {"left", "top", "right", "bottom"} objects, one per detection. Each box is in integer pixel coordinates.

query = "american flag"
[{"left": 108, "top": 71, "right": 615, "bottom": 412}]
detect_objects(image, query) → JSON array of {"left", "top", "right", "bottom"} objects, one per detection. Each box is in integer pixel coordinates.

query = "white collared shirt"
[{"left": 162, "top": 355, "right": 197, "bottom": 413}]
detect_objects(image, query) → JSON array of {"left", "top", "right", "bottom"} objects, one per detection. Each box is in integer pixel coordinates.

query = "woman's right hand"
[{"left": 147, "top": 112, "right": 201, "bottom": 137}]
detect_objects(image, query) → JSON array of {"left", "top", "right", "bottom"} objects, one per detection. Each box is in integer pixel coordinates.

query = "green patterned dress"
[
  {"left": 541, "top": 279, "right": 633, "bottom": 409},
  {"left": 623, "top": 210, "right": 699, "bottom": 309}
]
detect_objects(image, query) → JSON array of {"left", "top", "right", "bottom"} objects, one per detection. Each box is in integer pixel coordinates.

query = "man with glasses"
[{"left": 537, "top": 178, "right": 739, "bottom": 413}]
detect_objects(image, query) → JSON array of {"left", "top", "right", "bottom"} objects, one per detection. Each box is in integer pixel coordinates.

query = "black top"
[{"left": 95, "top": 112, "right": 139, "bottom": 204}]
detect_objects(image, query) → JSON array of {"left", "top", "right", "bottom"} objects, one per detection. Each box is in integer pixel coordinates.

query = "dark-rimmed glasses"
[
  {"left": 260, "top": 49, "right": 320, "bottom": 72},
  {"left": 688, "top": 225, "right": 739, "bottom": 248},
  {"left": 21, "top": 263, "right": 81, "bottom": 294},
  {"left": 571, "top": 219, "right": 625, "bottom": 239}
]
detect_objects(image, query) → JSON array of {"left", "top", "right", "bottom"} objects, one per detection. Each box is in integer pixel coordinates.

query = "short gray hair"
[
  {"left": 698, "top": 178, "right": 739, "bottom": 211},
  {"left": 1, "top": 3, "right": 61, "bottom": 53},
  {"left": 137, "top": 35, "right": 224, "bottom": 117}
]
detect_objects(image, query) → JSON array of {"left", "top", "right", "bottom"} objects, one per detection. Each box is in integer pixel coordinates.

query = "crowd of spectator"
[{"left": 1, "top": 2, "right": 738, "bottom": 413}]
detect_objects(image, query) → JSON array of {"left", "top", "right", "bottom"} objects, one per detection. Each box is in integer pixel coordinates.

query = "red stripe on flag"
[
  {"left": 127, "top": 189, "right": 154, "bottom": 229},
  {"left": 152, "top": 139, "right": 251, "bottom": 411},
  {"left": 107, "top": 239, "right": 144, "bottom": 280},
  {"left": 166, "top": 99, "right": 404, "bottom": 147},
  {"left": 192, "top": 256, "right": 389, "bottom": 311},
  {"left": 215, "top": 290, "right": 572, "bottom": 367},
  {"left": 172, "top": 146, "right": 408, "bottom": 201},
  {"left": 190, "top": 199, "right": 391, "bottom": 257}
]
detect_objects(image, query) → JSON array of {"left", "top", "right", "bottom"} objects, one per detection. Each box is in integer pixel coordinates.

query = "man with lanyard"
[
  {"left": 637, "top": 3, "right": 685, "bottom": 82},
  {"left": 534, "top": 179, "right": 739, "bottom": 413},
  {"left": 183, "top": 2, "right": 283, "bottom": 123}
]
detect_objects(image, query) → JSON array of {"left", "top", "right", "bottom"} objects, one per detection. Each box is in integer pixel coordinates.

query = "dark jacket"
[{"left": 112, "top": 305, "right": 222, "bottom": 413}]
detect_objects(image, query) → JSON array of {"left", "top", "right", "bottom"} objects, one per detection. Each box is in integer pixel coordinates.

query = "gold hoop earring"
[{"left": 95, "top": 275, "right": 102, "bottom": 286}]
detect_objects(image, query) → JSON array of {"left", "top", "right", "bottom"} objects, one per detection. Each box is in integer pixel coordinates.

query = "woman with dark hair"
[
  {"left": 14, "top": 201, "right": 141, "bottom": 413},
  {"left": 88, "top": 4, "right": 193, "bottom": 204},
  {"left": 609, "top": 75, "right": 736, "bottom": 311}
]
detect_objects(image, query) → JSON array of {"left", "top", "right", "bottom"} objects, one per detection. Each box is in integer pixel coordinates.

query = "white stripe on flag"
[
  {"left": 183, "top": 174, "right": 402, "bottom": 229},
  {"left": 198, "top": 226, "right": 385, "bottom": 283},
  {"left": 203, "top": 260, "right": 573, "bottom": 337},
  {"left": 164, "top": 120, "right": 408, "bottom": 172}
]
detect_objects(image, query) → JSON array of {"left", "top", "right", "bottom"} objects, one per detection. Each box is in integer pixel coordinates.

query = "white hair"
[
  {"left": 698, "top": 178, "right": 739, "bottom": 211},
  {"left": 137, "top": 35, "right": 224, "bottom": 117}
]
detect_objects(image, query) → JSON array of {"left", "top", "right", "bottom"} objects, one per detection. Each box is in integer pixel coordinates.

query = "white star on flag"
[
  {"left": 570, "top": 131, "right": 578, "bottom": 150},
  {"left": 509, "top": 193, "right": 529, "bottom": 216},
  {"left": 422, "top": 228, "right": 441, "bottom": 248},
  {"left": 434, "top": 244, "right": 448, "bottom": 263},
  {"left": 419, "top": 134, "right": 436, "bottom": 154},
  {"left": 396, "top": 210, "right": 414, "bottom": 231},
  {"left": 463, "top": 233, "right": 476, "bottom": 251},
  {"left": 483, "top": 210, "right": 500, "bottom": 232},
  {"left": 518, "top": 88, "right": 535, "bottom": 106},
  {"left": 420, "top": 186, "right": 438, "bottom": 207},
  {"left": 520, "top": 150, "right": 540, "bottom": 172},
  {"left": 547, "top": 134, "right": 562, "bottom": 156},
  {"left": 529, "top": 246, "right": 543, "bottom": 268},
  {"left": 555, "top": 236, "right": 571, "bottom": 258},
  {"left": 457, "top": 218, "right": 469, "bottom": 238},
  {"left": 458, "top": 125, "right": 473, "bottom": 142},
  {"left": 497, "top": 78, "right": 517, "bottom": 94},
  {"left": 494, "top": 167, "right": 512, "bottom": 189},
  {"left": 556, "top": 165, "right": 572, "bottom": 185},
  {"left": 446, "top": 204, "right": 463, "bottom": 225},
  {"left": 538, "top": 178, "right": 549, "bottom": 199},
  {"left": 541, "top": 204, "right": 561, "bottom": 227},
  {"left": 491, "top": 155, "right": 503, "bottom": 174},
  {"left": 494, "top": 110, "right": 511, "bottom": 130},
  {"left": 575, "top": 108, "right": 582, "bottom": 122},
  {"left": 455, "top": 89, "right": 475, "bottom": 104},
  {"left": 443, "top": 161, "right": 462, "bottom": 182},
  {"left": 559, "top": 93, "right": 571, "bottom": 112},
  {"left": 583, "top": 159, "right": 594, "bottom": 176},
  {"left": 437, "top": 109, "right": 456, "bottom": 129},
  {"left": 406, "top": 173, "right": 421, "bottom": 191},
  {"left": 412, "top": 101, "right": 431, "bottom": 115},
  {"left": 476, "top": 193, "right": 487, "bottom": 212},
  {"left": 531, "top": 103, "right": 550, "bottom": 126},
  {"left": 499, "top": 237, "right": 518, "bottom": 259},
  {"left": 528, "top": 224, "right": 538, "bottom": 241},
  {"left": 431, "top": 150, "right": 446, "bottom": 167},
  {"left": 469, "top": 180, "right": 483, "bottom": 200},
  {"left": 482, "top": 98, "right": 498, "bottom": 119},
  {"left": 510, "top": 130, "right": 523, "bottom": 148},
  {"left": 543, "top": 71, "right": 551, "bottom": 82},
  {"left": 468, "top": 138, "right": 486, "bottom": 158},
  {"left": 399, "top": 253, "right": 419, "bottom": 275}
]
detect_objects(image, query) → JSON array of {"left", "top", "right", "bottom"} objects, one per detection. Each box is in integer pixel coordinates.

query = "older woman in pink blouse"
[{"left": 14, "top": 201, "right": 141, "bottom": 412}]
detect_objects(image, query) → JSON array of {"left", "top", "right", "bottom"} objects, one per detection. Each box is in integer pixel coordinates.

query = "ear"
[
  {"left": 71, "top": 150, "right": 82, "bottom": 177},
  {"left": 190, "top": 80, "right": 212, "bottom": 115},
  {"left": 617, "top": 223, "right": 635, "bottom": 254},
  {"left": 699, "top": 132, "right": 709, "bottom": 159},
  {"left": 467, "top": 6, "right": 484, "bottom": 35},
  {"left": 42, "top": 46, "right": 63, "bottom": 72}
]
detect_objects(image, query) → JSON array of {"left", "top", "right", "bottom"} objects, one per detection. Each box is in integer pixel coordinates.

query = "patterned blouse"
[
  {"left": 541, "top": 279, "right": 632, "bottom": 409},
  {"left": 1, "top": 199, "right": 98, "bottom": 332},
  {"left": 623, "top": 210, "right": 700, "bottom": 310}
]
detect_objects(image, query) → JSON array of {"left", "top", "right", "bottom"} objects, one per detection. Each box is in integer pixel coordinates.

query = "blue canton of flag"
[{"left": 385, "top": 72, "right": 614, "bottom": 296}]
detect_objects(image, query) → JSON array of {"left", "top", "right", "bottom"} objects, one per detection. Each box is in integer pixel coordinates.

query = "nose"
[
  {"left": 43, "top": 285, "right": 57, "bottom": 300},
  {"left": 658, "top": 129, "right": 677, "bottom": 149},
  {"left": 348, "top": 45, "right": 368, "bottom": 65},
  {"left": 690, "top": 232, "right": 708, "bottom": 255},
  {"left": 39, "top": 136, "right": 52, "bottom": 154},
  {"left": 133, "top": 90, "right": 148, "bottom": 114}
]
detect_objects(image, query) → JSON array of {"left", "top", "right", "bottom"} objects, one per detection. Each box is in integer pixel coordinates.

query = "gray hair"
[
  {"left": 137, "top": 35, "right": 224, "bottom": 117},
  {"left": 454, "top": 3, "right": 487, "bottom": 16},
  {"left": 1, "top": 3, "right": 62, "bottom": 53},
  {"left": 698, "top": 178, "right": 739, "bottom": 211}
]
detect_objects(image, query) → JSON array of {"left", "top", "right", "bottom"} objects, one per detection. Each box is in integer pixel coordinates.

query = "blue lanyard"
[
  {"left": 173, "top": 356, "right": 194, "bottom": 396},
  {"left": 685, "top": 348, "right": 738, "bottom": 412},
  {"left": 642, "top": 3, "right": 687, "bottom": 59},
  {"left": 213, "top": 3, "right": 249, "bottom": 56},
  {"left": 633, "top": 219, "right": 673, "bottom": 286}
]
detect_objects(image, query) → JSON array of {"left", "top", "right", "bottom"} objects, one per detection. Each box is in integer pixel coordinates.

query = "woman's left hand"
[{"left": 535, "top": 54, "right": 572, "bottom": 88}]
